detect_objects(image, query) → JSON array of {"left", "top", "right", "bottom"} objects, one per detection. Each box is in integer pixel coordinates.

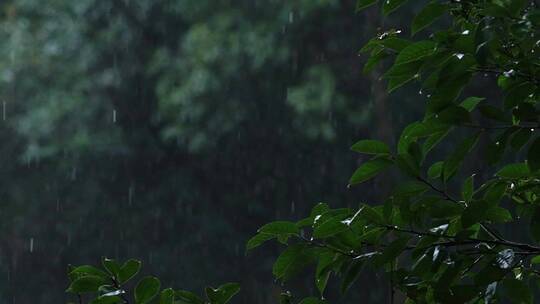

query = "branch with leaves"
[
  {"left": 248, "top": 0, "right": 540, "bottom": 303},
  {"left": 66, "top": 257, "right": 239, "bottom": 304}
]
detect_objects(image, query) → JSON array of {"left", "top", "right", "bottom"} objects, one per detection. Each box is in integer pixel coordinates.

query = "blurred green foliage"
[{"left": 0, "top": 0, "right": 423, "bottom": 302}]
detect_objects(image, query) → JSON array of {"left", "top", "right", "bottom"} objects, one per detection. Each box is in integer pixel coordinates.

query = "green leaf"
[
  {"left": 395, "top": 153, "right": 420, "bottom": 177},
  {"left": 310, "top": 202, "right": 330, "bottom": 217},
  {"left": 279, "top": 292, "right": 293, "bottom": 304},
  {"left": 482, "top": 3, "right": 509, "bottom": 17},
  {"left": 315, "top": 251, "right": 334, "bottom": 296},
  {"left": 349, "top": 158, "right": 393, "bottom": 185},
  {"left": 395, "top": 41, "right": 437, "bottom": 65},
  {"left": 351, "top": 139, "right": 390, "bottom": 155},
  {"left": 159, "top": 288, "right": 175, "bottom": 304},
  {"left": 527, "top": 137, "right": 540, "bottom": 172},
  {"left": 475, "top": 264, "right": 506, "bottom": 286},
  {"left": 298, "top": 297, "right": 326, "bottom": 304},
  {"left": 175, "top": 290, "right": 204, "bottom": 304},
  {"left": 511, "top": 128, "right": 532, "bottom": 151},
  {"left": 483, "top": 181, "right": 507, "bottom": 204},
  {"left": 245, "top": 233, "right": 275, "bottom": 252},
  {"left": 485, "top": 207, "right": 512, "bottom": 223},
  {"left": 258, "top": 221, "right": 299, "bottom": 236},
  {"left": 387, "top": 74, "right": 417, "bottom": 92},
  {"left": 398, "top": 122, "right": 421, "bottom": 154},
  {"left": 422, "top": 128, "right": 451, "bottom": 157},
  {"left": 273, "top": 244, "right": 317, "bottom": 281},
  {"left": 205, "top": 283, "right": 240, "bottom": 304},
  {"left": 363, "top": 51, "right": 387, "bottom": 73},
  {"left": 427, "top": 199, "right": 463, "bottom": 219},
  {"left": 90, "top": 296, "right": 123, "bottom": 304},
  {"left": 380, "top": 37, "right": 411, "bottom": 52},
  {"left": 340, "top": 260, "right": 363, "bottom": 294},
  {"left": 359, "top": 204, "right": 384, "bottom": 224},
  {"left": 407, "top": 120, "right": 449, "bottom": 138},
  {"left": 411, "top": 2, "right": 448, "bottom": 35},
  {"left": 530, "top": 207, "right": 540, "bottom": 243},
  {"left": 531, "top": 255, "right": 540, "bottom": 264},
  {"left": 66, "top": 275, "right": 109, "bottom": 294},
  {"left": 384, "top": 61, "right": 422, "bottom": 78},
  {"left": 502, "top": 278, "right": 532, "bottom": 304},
  {"left": 496, "top": 163, "right": 530, "bottom": 179},
  {"left": 443, "top": 133, "right": 480, "bottom": 181},
  {"left": 462, "top": 175, "right": 474, "bottom": 202},
  {"left": 118, "top": 259, "right": 141, "bottom": 284},
  {"left": 383, "top": 0, "right": 410, "bottom": 15},
  {"left": 373, "top": 237, "right": 410, "bottom": 266},
  {"left": 356, "top": 0, "right": 378, "bottom": 11},
  {"left": 313, "top": 216, "right": 348, "bottom": 238},
  {"left": 102, "top": 258, "right": 121, "bottom": 278},
  {"left": 69, "top": 265, "right": 109, "bottom": 281},
  {"left": 478, "top": 105, "right": 508, "bottom": 122},
  {"left": 392, "top": 181, "right": 428, "bottom": 198},
  {"left": 505, "top": 82, "right": 535, "bottom": 108},
  {"left": 427, "top": 161, "right": 443, "bottom": 179},
  {"left": 434, "top": 105, "right": 471, "bottom": 124},
  {"left": 134, "top": 276, "right": 161, "bottom": 304},
  {"left": 461, "top": 200, "right": 491, "bottom": 228},
  {"left": 460, "top": 97, "right": 484, "bottom": 112}
]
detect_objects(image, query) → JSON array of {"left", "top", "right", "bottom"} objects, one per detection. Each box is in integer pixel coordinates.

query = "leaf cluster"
[{"left": 66, "top": 258, "right": 239, "bottom": 304}]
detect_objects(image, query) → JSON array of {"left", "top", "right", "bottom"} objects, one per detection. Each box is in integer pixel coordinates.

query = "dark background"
[{"left": 0, "top": 1, "right": 457, "bottom": 302}]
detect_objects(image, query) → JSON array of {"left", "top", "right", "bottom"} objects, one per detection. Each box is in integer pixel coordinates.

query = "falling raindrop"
[
  {"left": 2, "top": 101, "right": 5, "bottom": 121},
  {"left": 29, "top": 238, "right": 34, "bottom": 253},
  {"left": 112, "top": 109, "right": 117, "bottom": 123},
  {"left": 288, "top": 11, "right": 294, "bottom": 23},
  {"left": 128, "top": 184, "right": 134, "bottom": 206}
]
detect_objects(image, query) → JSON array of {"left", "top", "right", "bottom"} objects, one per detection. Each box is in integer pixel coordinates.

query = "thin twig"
[
  {"left": 460, "top": 123, "right": 539, "bottom": 130},
  {"left": 415, "top": 176, "right": 505, "bottom": 242},
  {"left": 384, "top": 225, "right": 540, "bottom": 253},
  {"left": 111, "top": 277, "right": 130, "bottom": 304}
]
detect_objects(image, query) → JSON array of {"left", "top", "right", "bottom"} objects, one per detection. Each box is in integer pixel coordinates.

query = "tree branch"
[
  {"left": 415, "top": 176, "right": 505, "bottom": 242},
  {"left": 384, "top": 225, "right": 540, "bottom": 253}
]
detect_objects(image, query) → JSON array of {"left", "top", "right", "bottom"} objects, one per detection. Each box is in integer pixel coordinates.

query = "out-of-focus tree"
[{"left": 0, "top": 1, "right": 421, "bottom": 302}]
